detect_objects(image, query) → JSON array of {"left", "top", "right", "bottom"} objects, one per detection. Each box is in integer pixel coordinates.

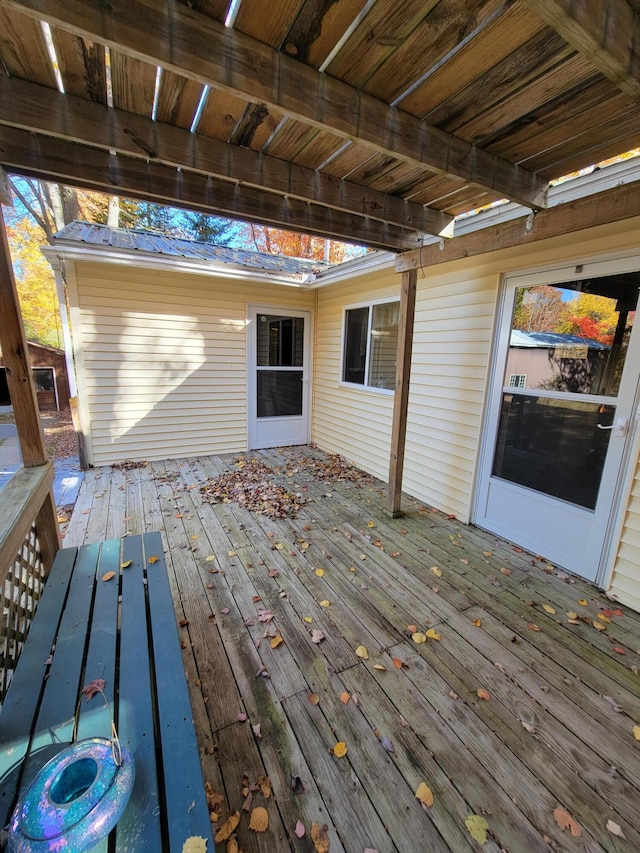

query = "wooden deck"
[{"left": 62, "top": 448, "right": 640, "bottom": 852}]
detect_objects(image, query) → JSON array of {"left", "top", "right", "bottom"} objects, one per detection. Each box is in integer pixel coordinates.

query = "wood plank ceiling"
[{"left": 0, "top": 0, "right": 638, "bottom": 251}]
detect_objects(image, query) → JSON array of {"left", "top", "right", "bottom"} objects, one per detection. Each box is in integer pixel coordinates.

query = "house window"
[
  {"left": 508, "top": 373, "right": 527, "bottom": 388},
  {"left": 342, "top": 300, "right": 399, "bottom": 391}
]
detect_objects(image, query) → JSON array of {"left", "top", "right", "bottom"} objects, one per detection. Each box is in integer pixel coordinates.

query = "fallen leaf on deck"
[
  {"left": 120, "top": 560, "right": 133, "bottom": 568},
  {"left": 606, "top": 820, "right": 626, "bottom": 839},
  {"left": 355, "top": 645, "right": 369, "bottom": 659},
  {"left": 597, "top": 613, "right": 611, "bottom": 623},
  {"left": 603, "top": 696, "right": 623, "bottom": 713},
  {"left": 367, "top": 521, "right": 375, "bottom": 528},
  {"left": 148, "top": 555, "right": 159, "bottom": 564},
  {"left": 578, "top": 599, "right": 588, "bottom": 606},
  {"left": 407, "top": 624, "right": 418, "bottom": 633},
  {"left": 528, "top": 623, "right": 541, "bottom": 632},
  {"left": 315, "top": 568, "right": 325, "bottom": 577},
  {"left": 295, "top": 820, "right": 306, "bottom": 838},
  {"left": 320, "top": 600, "right": 331, "bottom": 607},
  {"left": 275, "top": 543, "right": 285, "bottom": 550},
  {"left": 633, "top": 725, "right": 640, "bottom": 740},
  {"left": 182, "top": 837, "right": 207, "bottom": 853},
  {"left": 393, "top": 658, "right": 408, "bottom": 669},
  {"left": 380, "top": 736, "right": 393, "bottom": 752},
  {"left": 390, "top": 551, "right": 401, "bottom": 558},
  {"left": 82, "top": 678, "right": 106, "bottom": 700},
  {"left": 614, "top": 647, "right": 626, "bottom": 654},
  {"left": 465, "top": 815, "right": 489, "bottom": 844},
  {"left": 543, "top": 604, "right": 556, "bottom": 614},
  {"left": 566, "top": 611, "right": 578, "bottom": 620},
  {"left": 340, "top": 691, "right": 351, "bottom": 705},
  {"left": 430, "top": 566, "right": 442, "bottom": 578},
  {"left": 221, "top": 608, "right": 230, "bottom": 615},
  {"left": 237, "top": 712, "right": 247, "bottom": 722},
  {"left": 291, "top": 775, "right": 306, "bottom": 795},
  {"left": 332, "top": 741, "right": 347, "bottom": 758},
  {"left": 412, "top": 632, "right": 427, "bottom": 644},
  {"left": 178, "top": 619, "right": 189, "bottom": 627},
  {"left": 226, "top": 837, "right": 239, "bottom": 853},
  {"left": 359, "top": 554, "right": 367, "bottom": 560},
  {"left": 249, "top": 806, "right": 269, "bottom": 832},
  {"left": 311, "top": 630, "right": 325, "bottom": 644},
  {"left": 592, "top": 621, "right": 607, "bottom": 631},
  {"left": 303, "top": 616, "right": 313, "bottom": 623},
  {"left": 215, "top": 812, "right": 240, "bottom": 843},
  {"left": 308, "top": 694, "right": 320, "bottom": 705},
  {"left": 500, "top": 567, "right": 512, "bottom": 576},
  {"left": 258, "top": 775, "right": 271, "bottom": 798},
  {"left": 415, "top": 782, "right": 434, "bottom": 808},
  {"left": 476, "top": 689, "right": 490, "bottom": 701},
  {"left": 483, "top": 551, "right": 492, "bottom": 558},
  {"left": 258, "top": 610, "right": 274, "bottom": 623},
  {"left": 521, "top": 721, "right": 536, "bottom": 734},
  {"left": 311, "top": 822, "right": 330, "bottom": 852},
  {"left": 268, "top": 569, "right": 279, "bottom": 578},
  {"left": 426, "top": 628, "right": 441, "bottom": 641},
  {"left": 270, "top": 635, "right": 284, "bottom": 649},
  {"left": 472, "top": 618, "right": 482, "bottom": 627},
  {"left": 253, "top": 724, "right": 262, "bottom": 739},
  {"left": 553, "top": 807, "right": 582, "bottom": 837},
  {"left": 205, "top": 555, "right": 215, "bottom": 562},
  {"left": 373, "top": 664, "right": 386, "bottom": 671}
]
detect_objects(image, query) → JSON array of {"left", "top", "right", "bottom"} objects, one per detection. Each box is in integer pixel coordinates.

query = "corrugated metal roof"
[
  {"left": 510, "top": 330, "right": 609, "bottom": 350},
  {"left": 52, "top": 222, "right": 333, "bottom": 278}
]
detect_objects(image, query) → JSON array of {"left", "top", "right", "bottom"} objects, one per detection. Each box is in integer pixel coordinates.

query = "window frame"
[{"left": 340, "top": 296, "right": 399, "bottom": 394}]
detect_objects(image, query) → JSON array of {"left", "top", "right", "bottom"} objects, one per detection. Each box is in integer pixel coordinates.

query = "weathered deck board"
[{"left": 62, "top": 447, "right": 640, "bottom": 852}]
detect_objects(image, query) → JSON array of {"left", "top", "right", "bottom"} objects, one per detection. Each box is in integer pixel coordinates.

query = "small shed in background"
[{"left": 0, "top": 341, "right": 71, "bottom": 412}]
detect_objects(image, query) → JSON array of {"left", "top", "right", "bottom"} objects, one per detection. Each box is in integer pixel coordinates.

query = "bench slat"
[
  {"left": 0, "top": 546, "right": 78, "bottom": 826},
  {"left": 115, "top": 534, "right": 163, "bottom": 852},
  {"left": 145, "top": 531, "right": 213, "bottom": 849}
]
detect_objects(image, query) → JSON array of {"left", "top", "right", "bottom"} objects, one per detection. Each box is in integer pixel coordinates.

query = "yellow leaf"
[
  {"left": 182, "top": 837, "right": 208, "bottom": 853},
  {"left": 633, "top": 725, "right": 640, "bottom": 741},
  {"left": 566, "top": 611, "right": 578, "bottom": 620},
  {"left": 258, "top": 775, "right": 271, "bottom": 798},
  {"left": 593, "top": 621, "right": 607, "bottom": 631},
  {"left": 303, "top": 616, "right": 313, "bottom": 624},
  {"left": 355, "top": 645, "right": 369, "bottom": 659},
  {"left": 373, "top": 664, "right": 386, "bottom": 671},
  {"left": 101, "top": 571, "right": 115, "bottom": 582},
  {"left": 320, "top": 600, "right": 330, "bottom": 607},
  {"left": 482, "top": 551, "right": 492, "bottom": 558},
  {"left": 120, "top": 560, "right": 133, "bottom": 569},
  {"left": 430, "top": 566, "right": 442, "bottom": 578},
  {"left": 249, "top": 806, "right": 269, "bottom": 833},
  {"left": 465, "top": 815, "right": 489, "bottom": 844},
  {"left": 543, "top": 604, "right": 556, "bottom": 615},
  {"left": 275, "top": 543, "right": 285, "bottom": 550},
  {"left": 340, "top": 691, "right": 351, "bottom": 704},
  {"left": 412, "top": 632, "right": 427, "bottom": 644},
  {"left": 310, "top": 822, "right": 330, "bottom": 853},
  {"left": 205, "top": 555, "right": 215, "bottom": 562},
  {"left": 426, "top": 628, "right": 441, "bottom": 641},
  {"left": 597, "top": 613, "right": 611, "bottom": 623},
  {"left": 578, "top": 599, "right": 588, "bottom": 606},
  {"left": 349, "top": 566, "right": 356, "bottom": 572},
  {"left": 415, "top": 782, "right": 434, "bottom": 808},
  {"left": 148, "top": 555, "right": 159, "bottom": 564},
  {"left": 332, "top": 741, "right": 348, "bottom": 758},
  {"left": 228, "top": 550, "right": 237, "bottom": 557},
  {"left": 215, "top": 811, "right": 240, "bottom": 843},
  {"left": 553, "top": 807, "right": 582, "bottom": 838},
  {"left": 472, "top": 618, "right": 482, "bottom": 627},
  {"left": 270, "top": 635, "right": 284, "bottom": 649},
  {"left": 315, "top": 568, "right": 325, "bottom": 577},
  {"left": 367, "top": 521, "right": 375, "bottom": 528}
]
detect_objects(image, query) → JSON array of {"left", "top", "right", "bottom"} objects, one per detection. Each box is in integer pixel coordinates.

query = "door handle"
[{"left": 597, "top": 417, "right": 627, "bottom": 434}]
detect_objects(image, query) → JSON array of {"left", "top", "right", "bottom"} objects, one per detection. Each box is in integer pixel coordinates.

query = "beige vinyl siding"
[
  {"left": 70, "top": 261, "right": 313, "bottom": 465},
  {"left": 313, "top": 271, "right": 398, "bottom": 482},
  {"left": 609, "top": 452, "right": 640, "bottom": 612}
]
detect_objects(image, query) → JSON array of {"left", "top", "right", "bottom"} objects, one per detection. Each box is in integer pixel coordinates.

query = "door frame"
[
  {"left": 473, "top": 249, "right": 640, "bottom": 587},
  {"left": 247, "top": 304, "right": 313, "bottom": 450}
]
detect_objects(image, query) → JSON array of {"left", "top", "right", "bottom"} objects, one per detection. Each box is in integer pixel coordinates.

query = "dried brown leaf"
[
  {"left": 249, "top": 806, "right": 269, "bottom": 832},
  {"left": 214, "top": 811, "right": 240, "bottom": 843},
  {"left": 311, "top": 822, "right": 330, "bottom": 853},
  {"left": 553, "top": 807, "right": 582, "bottom": 837}
]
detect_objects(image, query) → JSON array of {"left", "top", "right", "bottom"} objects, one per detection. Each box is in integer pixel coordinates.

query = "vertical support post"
[
  {"left": 0, "top": 205, "right": 61, "bottom": 565},
  {"left": 387, "top": 268, "right": 417, "bottom": 517}
]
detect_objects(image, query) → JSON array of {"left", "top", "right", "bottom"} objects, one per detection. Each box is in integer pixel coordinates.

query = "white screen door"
[
  {"left": 248, "top": 307, "right": 311, "bottom": 449},
  {"left": 475, "top": 261, "right": 640, "bottom": 582}
]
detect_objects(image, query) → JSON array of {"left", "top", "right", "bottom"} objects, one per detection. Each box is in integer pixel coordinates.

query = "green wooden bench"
[{"left": 0, "top": 532, "right": 214, "bottom": 851}]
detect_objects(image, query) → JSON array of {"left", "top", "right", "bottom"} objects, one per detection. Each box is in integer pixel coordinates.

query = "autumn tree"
[
  {"left": 240, "top": 223, "right": 365, "bottom": 263},
  {"left": 557, "top": 292, "right": 619, "bottom": 344},
  {"left": 512, "top": 285, "right": 565, "bottom": 332}
]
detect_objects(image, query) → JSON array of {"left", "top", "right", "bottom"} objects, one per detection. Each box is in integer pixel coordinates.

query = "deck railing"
[{"left": 0, "top": 463, "right": 55, "bottom": 703}]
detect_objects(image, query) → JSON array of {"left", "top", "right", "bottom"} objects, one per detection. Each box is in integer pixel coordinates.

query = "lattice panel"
[{"left": 1, "top": 524, "right": 46, "bottom": 704}]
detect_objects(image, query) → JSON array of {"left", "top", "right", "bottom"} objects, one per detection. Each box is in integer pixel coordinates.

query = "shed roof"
[
  {"left": 510, "top": 330, "right": 610, "bottom": 350},
  {"left": 0, "top": 1, "right": 638, "bottom": 253}
]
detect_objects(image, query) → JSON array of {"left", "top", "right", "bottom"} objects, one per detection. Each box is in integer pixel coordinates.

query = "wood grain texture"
[
  {"left": 52, "top": 28, "right": 107, "bottom": 103},
  {"left": 1, "top": 0, "right": 548, "bottom": 208}
]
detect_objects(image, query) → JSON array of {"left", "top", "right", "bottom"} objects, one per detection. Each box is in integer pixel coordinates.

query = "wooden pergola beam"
[
  {"left": 2, "top": 0, "right": 549, "bottom": 210},
  {"left": 0, "top": 76, "right": 452, "bottom": 240},
  {"left": 388, "top": 269, "right": 417, "bottom": 517},
  {"left": 0, "top": 127, "right": 423, "bottom": 252},
  {"left": 396, "top": 181, "right": 640, "bottom": 272},
  {"left": 525, "top": 0, "right": 640, "bottom": 102}
]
